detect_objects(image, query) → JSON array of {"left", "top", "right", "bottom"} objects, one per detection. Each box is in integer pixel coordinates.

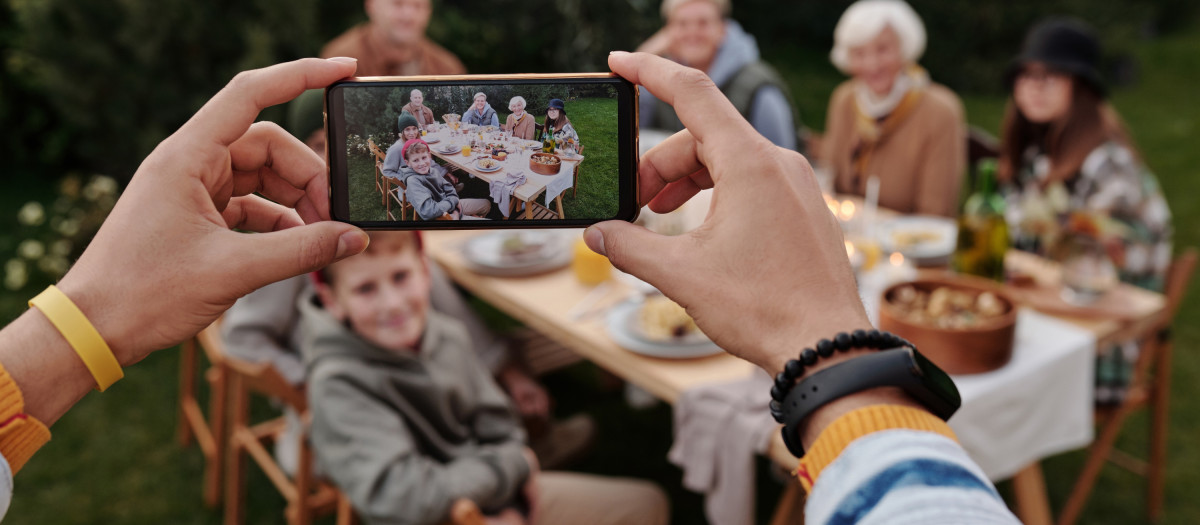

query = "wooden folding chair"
[
  {"left": 224, "top": 353, "right": 355, "bottom": 525},
  {"left": 368, "top": 139, "right": 388, "bottom": 207},
  {"left": 1057, "top": 247, "right": 1197, "bottom": 525},
  {"left": 385, "top": 170, "right": 413, "bottom": 221},
  {"left": 570, "top": 144, "right": 585, "bottom": 199},
  {"left": 177, "top": 320, "right": 230, "bottom": 508}
]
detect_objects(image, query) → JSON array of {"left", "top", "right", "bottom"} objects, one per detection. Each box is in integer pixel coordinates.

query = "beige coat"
[
  {"left": 503, "top": 113, "right": 536, "bottom": 140},
  {"left": 822, "top": 80, "right": 966, "bottom": 217}
]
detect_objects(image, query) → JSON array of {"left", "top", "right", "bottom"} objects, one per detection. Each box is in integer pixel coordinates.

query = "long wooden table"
[
  {"left": 424, "top": 128, "right": 583, "bottom": 219},
  {"left": 424, "top": 227, "right": 1166, "bottom": 524}
]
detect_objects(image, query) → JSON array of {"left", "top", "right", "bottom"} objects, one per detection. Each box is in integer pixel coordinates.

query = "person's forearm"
[{"left": 0, "top": 309, "right": 95, "bottom": 426}]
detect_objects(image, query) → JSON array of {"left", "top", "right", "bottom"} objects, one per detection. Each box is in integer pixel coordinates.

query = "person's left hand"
[
  {"left": 500, "top": 366, "right": 551, "bottom": 420},
  {"left": 56, "top": 57, "right": 369, "bottom": 368}
]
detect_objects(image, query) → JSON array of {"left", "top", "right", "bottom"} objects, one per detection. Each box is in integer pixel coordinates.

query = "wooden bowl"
[
  {"left": 878, "top": 274, "right": 1018, "bottom": 375},
  {"left": 529, "top": 152, "right": 562, "bottom": 175}
]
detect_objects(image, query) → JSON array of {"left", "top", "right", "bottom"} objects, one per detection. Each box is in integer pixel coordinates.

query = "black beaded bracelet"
[{"left": 769, "top": 329, "right": 914, "bottom": 423}]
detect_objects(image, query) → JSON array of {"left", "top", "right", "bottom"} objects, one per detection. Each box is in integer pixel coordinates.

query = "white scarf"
[{"left": 854, "top": 67, "right": 930, "bottom": 120}]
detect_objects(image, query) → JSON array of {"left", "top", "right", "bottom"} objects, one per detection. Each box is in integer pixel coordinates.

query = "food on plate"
[
  {"left": 888, "top": 284, "right": 1008, "bottom": 329},
  {"left": 478, "top": 158, "right": 499, "bottom": 170},
  {"left": 498, "top": 233, "right": 546, "bottom": 263},
  {"left": 492, "top": 152, "right": 508, "bottom": 161},
  {"left": 638, "top": 296, "right": 700, "bottom": 341},
  {"left": 891, "top": 229, "right": 943, "bottom": 251}
]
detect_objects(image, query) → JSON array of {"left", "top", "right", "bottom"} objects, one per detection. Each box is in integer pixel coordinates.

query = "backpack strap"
[
  {"left": 647, "top": 60, "right": 806, "bottom": 153},
  {"left": 720, "top": 60, "right": 806, "bottom": 154}
]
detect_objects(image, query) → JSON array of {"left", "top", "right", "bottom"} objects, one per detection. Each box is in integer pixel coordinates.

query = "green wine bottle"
[
  {"left": 952, "top": 159, "right": 1009, "bottom": 281},
  {"left": 542, "top": 130, "right": 555, "bottom": 153}
]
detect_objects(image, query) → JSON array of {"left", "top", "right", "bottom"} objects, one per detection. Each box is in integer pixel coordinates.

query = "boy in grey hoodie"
[
  {"left": 303, "top": 232, "right": 668, "bottom": 525},
  {"left": 400, "top": 139, "right": 491, "bottom": 220}
]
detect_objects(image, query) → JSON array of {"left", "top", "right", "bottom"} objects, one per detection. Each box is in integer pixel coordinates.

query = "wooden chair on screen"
[
  {"left": 177, "top": 319, "right": 230, "bottom": 508},
  {"left": 386, "top": 173, "right": 413, "bottom": 221},
  {"left": 367, "top": 139, "right": 388, "bottom": 207},
  {"left": 570, "top": 143, "right": 586, "bottom": 198},
  {"left": 1058, "top": 247, "right": 1197, "bottom": 525}
]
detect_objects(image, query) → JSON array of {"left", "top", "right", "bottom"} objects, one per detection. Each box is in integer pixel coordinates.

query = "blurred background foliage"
[
  {"left": 5, "top": 0, "right": 1196, "bottom": 186},
  {"left": 2, "top": 1, "right": 1200, "bottom": 524},
  {"left": 343, "top": 83, "right": 615, "bottom": 138}
]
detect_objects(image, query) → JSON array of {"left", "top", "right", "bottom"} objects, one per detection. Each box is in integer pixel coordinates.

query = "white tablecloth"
[{"left": 948, "top": 309, "right": 1096, "bottom": 480}]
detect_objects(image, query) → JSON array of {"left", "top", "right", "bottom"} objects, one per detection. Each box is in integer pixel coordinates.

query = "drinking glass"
[{"left": 1059, "top": 235, "right": 1119, "bottom": 305}]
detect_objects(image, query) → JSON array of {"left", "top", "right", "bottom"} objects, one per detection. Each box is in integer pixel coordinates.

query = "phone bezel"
[{"left": 325, "top": 73, "right": 639, "bottom": 229}]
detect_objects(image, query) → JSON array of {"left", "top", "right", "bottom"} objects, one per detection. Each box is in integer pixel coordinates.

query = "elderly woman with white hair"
[
  {"left": 502, "top": 96, "right": 536, "bottom": 140},
  {"left": 637, "top": 0, "right": 800, "bottom": 151},
  {"left": 820, "top": 0, "right": 966, "bottom": 217}
]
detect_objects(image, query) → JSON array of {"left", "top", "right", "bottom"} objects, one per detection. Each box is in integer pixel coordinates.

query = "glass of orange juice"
[
  {"left": 572, "top": 238, "right": 611, "bottom": 285},
  {"left": 461, "top": 145, "right": 471, "bottom": 157}
]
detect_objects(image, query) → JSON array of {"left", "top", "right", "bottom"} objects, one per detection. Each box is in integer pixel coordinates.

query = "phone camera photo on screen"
[{"left": 326, "top": 74, "right": 639, "bottom": 229}]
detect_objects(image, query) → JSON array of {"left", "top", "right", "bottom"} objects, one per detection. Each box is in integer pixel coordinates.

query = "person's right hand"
[
  {"left": 55, "top": 57, "right": 369, "bottom": 368},
  {"left": 586, "top": 52, "right": 872, "bottom": 376}
]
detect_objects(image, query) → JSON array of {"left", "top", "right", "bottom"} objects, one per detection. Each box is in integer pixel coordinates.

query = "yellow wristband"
[{"left": 28, "top": 285, "right": 123, "bottom": 391}]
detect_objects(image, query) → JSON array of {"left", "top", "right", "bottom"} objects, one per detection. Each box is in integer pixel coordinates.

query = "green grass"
[
  {"left": 347, "top": 97, "right": 619, "bottom": 222},
  {"left": 5, "top": 20, "right": 1200, "bottom": 525}
]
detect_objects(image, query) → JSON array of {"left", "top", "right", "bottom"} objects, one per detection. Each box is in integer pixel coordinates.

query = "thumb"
[
  {"left": 584, "top": 221, "right": 683, "bottom": 287},
  {"left": 227, "top": 222, "right": 369, "bottom": 291}
]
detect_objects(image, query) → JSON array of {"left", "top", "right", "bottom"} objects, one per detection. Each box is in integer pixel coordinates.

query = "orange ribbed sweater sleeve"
[
  {"left": 0, "top": 361, "right": 51, "bottom": 473},
  {"left": 794, "top": 405, "right": 956, "bottom": 492}
]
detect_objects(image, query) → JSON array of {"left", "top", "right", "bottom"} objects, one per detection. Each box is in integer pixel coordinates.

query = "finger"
[
  {"left": 582, "top": 221, "right": 687, "bottom": 287},
  {"left": 610, "top": 52, "right": 758, "bottom": 147},
  {"left": 221, "top": 195, "right": 305, "bottom": 232},
  {"left": 223, "top": 222, "right": 368, "bottom": 291},
  {"left": 647, "top": 173, "right": 711, "bottom": 214},
  {"left": 637, "top": 129, "right": 705, "bottom": 205},
  {"left": 184, "top": 57, "right": 357, "bottom": 147},
  {"left": 228, "top": 121, "right": 330, "bottom": 223}
]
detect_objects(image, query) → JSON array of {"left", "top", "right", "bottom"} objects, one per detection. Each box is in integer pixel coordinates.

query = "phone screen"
[{"left": 326, "top": 75, "right": 639, "bottom": 229}]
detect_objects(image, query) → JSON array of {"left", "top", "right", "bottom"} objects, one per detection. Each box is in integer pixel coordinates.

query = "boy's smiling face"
[
  {"left": 406, "top": 149, "right": 432, "bottom": 175},
  {"left": 316, "top": 233, "right": 431, "bottom": 353}
]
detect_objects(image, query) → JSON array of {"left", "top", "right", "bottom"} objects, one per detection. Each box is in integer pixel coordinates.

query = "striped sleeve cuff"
[
  {"left": 795, "top": 404, "right": 956, "bottom": 491},
  {"left": 0, "top": 362, "right": 52, "bottom": 473}
]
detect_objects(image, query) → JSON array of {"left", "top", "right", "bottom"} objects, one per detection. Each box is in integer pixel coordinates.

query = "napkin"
[
  {"left": 668, "top": 371, "right": 775, "bottom": 525},
  {"left": 489, "top": 171, "right": 526, "bottom": 218}
]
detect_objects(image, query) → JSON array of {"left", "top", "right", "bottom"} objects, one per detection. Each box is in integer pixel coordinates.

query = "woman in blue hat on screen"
[{"left": 539, "top": 98, "right": 579, "bottom": 148}]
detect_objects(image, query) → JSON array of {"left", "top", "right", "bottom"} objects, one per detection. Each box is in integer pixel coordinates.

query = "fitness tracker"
[{"left": 778, "top": 347, "right": 961, "bottom": 457}]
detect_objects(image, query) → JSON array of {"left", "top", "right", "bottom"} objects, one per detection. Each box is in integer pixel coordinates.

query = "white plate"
[
  {"left": 461, "top": 231, "right": 571, "bottom": 276},
  {"left": 605, "top": 300, "right": 723, "bottom": 359},
  {"left": 423, "top": 137, "right": 440, "bottom": 144},
  {"left": 475, "top": 159, "right": 503, "bottom": 172},
  {"left": 878, "top": 216, "right": 958, "bottom": 260},
  {"left": 438, "top": 145, "right": 461, "bottom": 155}
]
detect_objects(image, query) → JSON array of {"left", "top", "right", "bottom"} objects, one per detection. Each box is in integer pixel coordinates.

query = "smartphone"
[{"left": 325, "top": 74, "right": 639, "bottom": 229}]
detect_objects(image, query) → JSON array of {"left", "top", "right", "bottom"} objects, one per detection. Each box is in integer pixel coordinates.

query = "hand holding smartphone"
[{"left": 325, "top": 74, "right": 639, "bottom": 229}]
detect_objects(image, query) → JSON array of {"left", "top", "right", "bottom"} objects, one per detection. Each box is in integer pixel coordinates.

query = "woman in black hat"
[
  {"left": 999, "top": 18, "right": 1173, "bottom": 407},
  {"left": 999, "top": 17, "right": 1172, "bottom": 292},
  {"left": 539, "top": 98, "right": 579, "bottom": 148}
]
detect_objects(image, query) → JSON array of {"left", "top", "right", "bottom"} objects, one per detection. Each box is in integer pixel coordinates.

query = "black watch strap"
[{"left": 779, "top": 347, "right": 961, "bottom": 457}]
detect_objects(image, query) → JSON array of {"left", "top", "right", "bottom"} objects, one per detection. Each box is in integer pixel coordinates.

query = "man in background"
[{"left": 321, "top": 0, "right": 466, "bottom": 76}]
